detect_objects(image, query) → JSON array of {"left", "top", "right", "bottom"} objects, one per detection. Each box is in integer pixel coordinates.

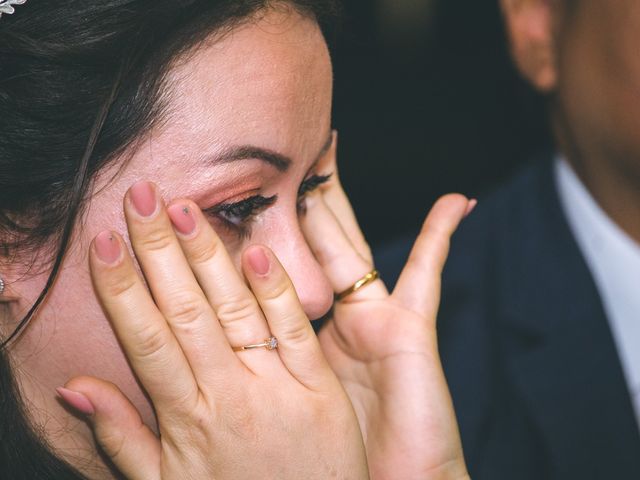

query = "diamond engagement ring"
[{"left": 232, "top": 336, "right": 279, "bottom": 352}]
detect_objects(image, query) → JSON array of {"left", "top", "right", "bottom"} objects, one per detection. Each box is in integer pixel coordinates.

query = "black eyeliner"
[
  {"left": 298, "top": 173, "right": 332, "bottom": 197},
  {"left": 203, "top": 172, "right": 333, "bottom": 240},
  {"left": 210, "top": 194, "right": 277, "bottom": 218},
  {"left": 203, "top": 194, "right": 277, "bottom": 239},
  {"left": 297, "top": 172, "right": 333, "bottom": 215}
]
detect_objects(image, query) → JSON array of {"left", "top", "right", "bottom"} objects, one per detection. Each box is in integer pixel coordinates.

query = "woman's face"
[{"left": 10, "top": 7, "right": 334, "bottom": 460}]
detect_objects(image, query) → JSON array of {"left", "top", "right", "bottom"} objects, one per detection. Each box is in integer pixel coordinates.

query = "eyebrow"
[{"left": 207, "top": 132, "right": 333, "bottom": 173}]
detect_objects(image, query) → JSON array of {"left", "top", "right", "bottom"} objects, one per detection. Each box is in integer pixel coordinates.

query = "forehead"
[{"left": 153, "top": 8, "right": 333, "bottom": 175}]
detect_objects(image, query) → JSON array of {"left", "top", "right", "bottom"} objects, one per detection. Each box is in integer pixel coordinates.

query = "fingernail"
[
  {"left": 247, "top": 246, "right": 270, "bottom": 276},
  {"left": 94, "top": 231, "right": 121, "bottom": 264},
  {"left": 56, "top": 387, "right": 95, "bottom": 416},
  {"left": 465, "top": 199, "right": 478, "bottom": 218},
  {"left": 167, "top": 203, "right": 196, "bottom": 236},
  {"left": 130, "top": 181, "right": 157, "bottom": 217}
]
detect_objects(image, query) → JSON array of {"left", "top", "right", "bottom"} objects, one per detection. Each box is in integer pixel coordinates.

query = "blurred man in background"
[{"left": 378, "top": 1, "right": 640, "bottom": 478}]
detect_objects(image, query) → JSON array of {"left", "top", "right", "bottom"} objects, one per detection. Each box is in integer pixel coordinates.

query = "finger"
[
  {"left": 124, "top": 182, "right": 236, "bottom": 379},
  {"left": 242, "top": 245, "right": 336, "bottom": 390},
  {"left": 166, "top": 200, "right": 276, "bottom": 372},
  {"left": 90, "top": 230, "right": 197, "bottom": 410},
  {"left": 320, "top": 131, "right": 373, "bottom": 263},
  {"left": 57, "top": 376, "right": 161, "bottom": 480},
  {"left": 302, "top": 192, "right": 388, "bottom": 302},
  {"left": 393, "top": 194, "right": 472, "bottom": 319}
]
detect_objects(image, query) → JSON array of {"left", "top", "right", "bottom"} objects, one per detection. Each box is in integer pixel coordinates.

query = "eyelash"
[
  {"left": 298, "top": 173, "right": 332, "bottom": 197},
  {"left": 204, "top": 173, "right": 332, "bottom": 239}
]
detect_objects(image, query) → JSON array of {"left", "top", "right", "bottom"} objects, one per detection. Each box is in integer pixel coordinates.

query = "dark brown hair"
[{"left": 0, "top": 1, "right": 338, "bottom": 477}]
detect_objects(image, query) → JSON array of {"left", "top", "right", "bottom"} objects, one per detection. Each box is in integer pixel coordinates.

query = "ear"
[{"left": 500, "top": 0, "right": 558, "bottom": 92}]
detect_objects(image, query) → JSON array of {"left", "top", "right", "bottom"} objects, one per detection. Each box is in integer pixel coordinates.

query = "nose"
[{"left": 261, "top": 226, "right": 333, "bottom": 321}]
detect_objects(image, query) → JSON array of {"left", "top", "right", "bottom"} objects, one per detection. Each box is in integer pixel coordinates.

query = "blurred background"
[{"left": 331, "top": 0, "right": 552, "bottom": 247}]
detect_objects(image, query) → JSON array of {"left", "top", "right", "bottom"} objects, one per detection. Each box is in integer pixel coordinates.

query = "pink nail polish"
[
  {"left": 247, "top": 246, "right": 270, "bottom": 276},
  {"left": 168, "top": 204, "right": 196, "bottom": 236},
  {"left": 56, "top": 387, "right": 95, "bottom": 416},
  {"left": 94, "top": 231, "right": 121, "bottom": 264},
  {"left": 130, "top": 181, "right": 157, "bottom": 217}
]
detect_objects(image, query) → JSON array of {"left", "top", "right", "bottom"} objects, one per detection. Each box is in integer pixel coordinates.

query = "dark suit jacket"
[{"left": 375, "top": 157, "right": 640, "bottom": 479}]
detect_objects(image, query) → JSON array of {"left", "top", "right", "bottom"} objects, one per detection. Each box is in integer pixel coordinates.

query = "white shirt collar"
[{"left": 555, "top": 156, "right": 640, "bottom": 424}]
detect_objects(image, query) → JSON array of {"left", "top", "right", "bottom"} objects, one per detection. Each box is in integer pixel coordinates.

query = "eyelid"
[
  {"left": 200, "top": 172, "right": 333, "bottom": 239},
  {"left": 298, "top": 173, "right": 333, "bottom": 197},
  {"left": 207, "top": 194, "right": 276, "bottom": 216}
]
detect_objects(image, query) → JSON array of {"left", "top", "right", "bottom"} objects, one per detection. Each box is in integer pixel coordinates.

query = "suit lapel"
[{"left": 498, "top": 158, "right": 640, "bottom": 477}]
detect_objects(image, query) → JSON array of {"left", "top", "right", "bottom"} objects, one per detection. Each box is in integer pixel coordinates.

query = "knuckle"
[
  {"left": 185, "top": 402, "right": 209, "bottom": 427},
  {"left": 163, "top": 392, "right": 207, "bottom": 434},
  {"left": 101, "top": 268, "right": 138, "bottom": 299},
  {"left": 131, "top": 322, "right": 170, "bottom": 359},
  {"left": 187, "top": 232, "right": 224, "bottom": 266},
  {"left": 260, "top": 278, "right": 291, "bottom": 303},
  {"left": 278, "top": 317, "right": 310, "bottom": 344},
  {"left": 96, "top": 427, "right": 127, "bottom": 461},
  {"left": 136, "top": 225, "right": 174, "bottom": 253},
  {"left": 216, "top": 295, "right": 258, "bottom": 325},
  {"left": 161, "top": 290, "right": 209, "bottom": 327}
]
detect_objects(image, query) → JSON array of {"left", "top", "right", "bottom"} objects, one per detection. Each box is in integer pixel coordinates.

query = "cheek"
[
  {"left": 11, "top": 182, "right": 168, "bottom": 430},
  {"left": 11, "top": 241, "right": 157, "bottom": 431}
]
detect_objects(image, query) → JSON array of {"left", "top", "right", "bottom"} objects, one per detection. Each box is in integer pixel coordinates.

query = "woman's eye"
[
  {"left": 204, "top": 195, "right": 277, "bottom": 234},
  {"left": 298, "top": 173, "right": 332, "bottom": 198},
  {"left": 201, "top": 173, "right": 332, "bottom": 237},
  {"left": 297, "top": 173, "right": 333, "bottom": 213}
]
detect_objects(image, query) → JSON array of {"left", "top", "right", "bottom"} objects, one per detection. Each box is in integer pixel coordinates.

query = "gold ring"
[
  {"left": 335, "top": 269, "right": 380, "bottom": 301},
  {"left": 232, "top": 336, "right": 278, "bottom": 352}
]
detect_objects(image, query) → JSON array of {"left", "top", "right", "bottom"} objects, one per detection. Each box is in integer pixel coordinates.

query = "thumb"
[
  {"left": 57, "top": 376, "right": 161, "bottom": 480},
  {"left": 392, "top": 194, "right": 474, "bottom": 320}
]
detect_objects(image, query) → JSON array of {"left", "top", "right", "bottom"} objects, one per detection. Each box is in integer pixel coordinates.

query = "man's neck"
[
  {"left": 552, "top": 108, "right": 640, "bottom": 245},
  {"left": 563, "top": 154, "right": 640, "bottom": 246}
]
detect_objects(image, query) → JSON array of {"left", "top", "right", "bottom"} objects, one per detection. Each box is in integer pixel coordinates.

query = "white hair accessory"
[
  {"left": 0, "top": 0, "right": 27, "bottom": 19},
  {"left": 0, "top": 277, "right": 4, "bottom": 295}
]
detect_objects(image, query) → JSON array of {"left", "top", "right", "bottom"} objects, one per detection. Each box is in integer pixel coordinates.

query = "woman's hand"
[
  {"left": 57, "top": 182, "right": 369, "bottom": 480},
  {"left": 302, "top": 135, "right": 472, "bottom": 480}
]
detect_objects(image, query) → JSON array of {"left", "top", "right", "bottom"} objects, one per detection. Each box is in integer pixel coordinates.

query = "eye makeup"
[
  {"left": 296, "top": 173, "right": 332, "bottom": 215},
  {"left": 204, "top": 194, "right": 277, "bottom": 239},
  {"left": 203, "top": 172, "right": 333, "bottom": 239},
  {"left": 298, "top": 173, "right": 332, "bottom": 197}
]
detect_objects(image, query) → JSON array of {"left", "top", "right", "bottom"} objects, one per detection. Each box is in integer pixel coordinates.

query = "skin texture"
[
  {"left": 71, "top": 183, "right": 371, "bottom": 479},
  {"left": 5, "top": 8, "right": 336, "bottom": 477},
  {"left": 501, "top": 0, "right": 640, "bottom": 242},
  {"left": 301, "top": 156, "right": 472, "bottom": 479},
  {"left": 3, "top": 6, "right": 471, "bottom": 479}
]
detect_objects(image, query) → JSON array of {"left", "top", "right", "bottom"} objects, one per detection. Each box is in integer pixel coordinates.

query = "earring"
[{"left": 0, "top": 277, "right": 4, "bottom": 295}]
